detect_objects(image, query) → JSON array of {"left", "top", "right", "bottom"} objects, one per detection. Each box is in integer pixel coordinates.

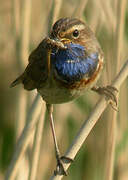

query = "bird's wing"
[{"left": 10, "top": 40, "right": 48, "bottom": 90}]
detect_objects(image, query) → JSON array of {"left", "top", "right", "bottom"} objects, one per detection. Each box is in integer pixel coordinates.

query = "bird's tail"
[{"left": 10, "top": 75, "right": 22, "bottom": 88}]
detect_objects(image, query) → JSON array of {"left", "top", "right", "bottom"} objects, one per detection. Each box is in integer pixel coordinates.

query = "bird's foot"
[
  {"left": 54, "top": 155, "right": 73, "bottom": 176},
  {"left": 92, "top": 85, "right": 118, "bottom": 110}
]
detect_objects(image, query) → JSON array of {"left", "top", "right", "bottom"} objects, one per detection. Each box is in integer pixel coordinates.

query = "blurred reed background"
[{"left": 1, "top": 0, "right": 128, "bottom": 180}]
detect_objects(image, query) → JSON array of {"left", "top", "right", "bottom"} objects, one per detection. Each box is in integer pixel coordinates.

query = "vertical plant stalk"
[
  {"left": 20, "top": 0, "right": 32, "bottom": 67},
  {"left": 13, "top": 0, "right": 20, "bottom": 38},
  {"left": 17, "top": 0, "right": 32, "bottom": 180},
  {"left": 5, "top": 95, "right": 43, "bottom": 180},
  {"left": 50, "top": 59, "right": 128, "bottom": 180},
  {"left": 72, "top": 0, "right": 89, "bottom": 17},
  {"left": 52, "top": 0, "right": 63, "bottom": 23},
  {"left": 104, "top": 1, "right": 127, "bottom": 180},
  {"left": 12, "top": 2, "right": 28, "bottom": 179},
  {"left": 13, "top": 1, "right": 32, "bottom": 179},
  {"left": 28, "top": 106, "right": 46, "bottom": 180},
  {"left": 12, "top": 0, "right": 26, "bottom": 138},
  {"left": 95, "top": 0, "right": 116, "bottom": 32},
  {"left": 47, "top": 0, "right": 62, "bottom": 34}
]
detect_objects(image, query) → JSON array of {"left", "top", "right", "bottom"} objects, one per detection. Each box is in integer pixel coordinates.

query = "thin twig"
[
  {"left": 28, "top": 105, "right": 46, "bottom": 180},
  {"left": 50, "top": 59, "right": 128, "bottom": 180},
  {"left": 5, "top": 94, "right": 44, "bottom": 180}
]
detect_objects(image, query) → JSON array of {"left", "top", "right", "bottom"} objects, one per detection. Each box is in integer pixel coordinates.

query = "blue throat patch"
[{"left": 51, "top": 43, "right": 99, "bottom": 83}]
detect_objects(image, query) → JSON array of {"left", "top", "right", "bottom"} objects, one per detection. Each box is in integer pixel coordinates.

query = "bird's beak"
[
  {"left": 52, "top": 37, "right": 67, "bottom": 49},
  {"left": 50, "top": 34, "right": 71, "bottom": 47},
  {"left": 47, "top": 37, "right": 65, "bottom": 77},
  {"left": 60, "top": 38, "right": 71, "bottom": 44}
]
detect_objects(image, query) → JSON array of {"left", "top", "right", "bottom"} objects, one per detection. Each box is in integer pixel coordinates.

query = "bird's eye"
[{"left": 72, "top": 29, "right": 79, "bottom": 38}]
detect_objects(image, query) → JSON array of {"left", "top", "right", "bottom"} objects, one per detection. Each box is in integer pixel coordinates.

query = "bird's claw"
[
  {"left": 54, "top": 156, "right": 73, "bottom": 176},
  {"left": 92, "top": 85, "right": 118, "bottom": 110}
]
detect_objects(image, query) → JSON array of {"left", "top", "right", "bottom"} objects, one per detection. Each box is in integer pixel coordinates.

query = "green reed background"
[{"left": 0, "top": 0, "right": 128, "bottom": 179}]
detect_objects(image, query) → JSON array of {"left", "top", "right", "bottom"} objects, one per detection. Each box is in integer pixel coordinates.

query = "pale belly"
[
  {"left": 37, "top": 81, "right": 84, "bottom": 104},
  {"left": 37, "top": 74, "right": 97, "bottom": 104}
]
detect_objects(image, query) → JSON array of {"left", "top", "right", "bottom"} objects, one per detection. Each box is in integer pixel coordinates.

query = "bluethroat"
[{"left": 11, "top": 18, "right": 117, "bottom": 175}]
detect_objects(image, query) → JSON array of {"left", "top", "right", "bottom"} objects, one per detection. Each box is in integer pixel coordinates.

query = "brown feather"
[{"left": 10, "top": 75, "right": 22, "bottom": 88}]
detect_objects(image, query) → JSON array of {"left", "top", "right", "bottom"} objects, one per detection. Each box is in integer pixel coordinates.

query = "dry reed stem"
[
  {"left": 12, "top": 1, "right": 30, "bottom": 179},
  {"left": 52, "top": 0, "right": 63, "bottom": 23},
  {"left": 50, "top": 59, "right": 128, "bottom": 180},
  {"left": 12, "top": 0, "right": 27, "bottom": 138},
  {"left": 13, "top": 0, "right": 20, "bottom": 37},
  {"left": 16, "top": 91, "right": 28, "bottom": 138},
  {"left": 20, "top": 0, "right": 32, "bottom": 67},
  {"left": 104, "top": 1, "right": 127, "bottom": 180},
  {"left": 113, "top": 0, "right": 118, "bottom": 13},
  {"left": 28, "top": 105, "right": 46, "bottom": 180},
  {"left": 72, "top": 0, "right": 89, "bottom": 17},
  {"left": 5, "top": 95, "right": 43, "bottom": 180},
  {"left": 14, "top": 1, "right": 32, "bottom": 179},
  {"left": 96, "top": 0, "right": 116, "bottom": 32},
  {"left": 115, "top": 0, "right": 127, "bottom": 71},
  {"left": 89, "top": 2, "right": 101, "bottom": 32}
]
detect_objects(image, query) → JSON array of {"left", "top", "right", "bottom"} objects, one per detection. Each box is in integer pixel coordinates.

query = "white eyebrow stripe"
[{"left": 71, "top": 24, "right": 85, "bottom": 31}]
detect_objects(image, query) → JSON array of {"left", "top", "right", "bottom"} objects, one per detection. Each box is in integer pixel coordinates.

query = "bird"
[{"left": 10, "top": 17, "right": 117, "bottom": 175}]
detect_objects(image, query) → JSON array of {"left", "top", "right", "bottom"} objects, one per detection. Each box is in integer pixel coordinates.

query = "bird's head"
[{"left": 50, "top": 17, "right": 95, "bottom": 47}]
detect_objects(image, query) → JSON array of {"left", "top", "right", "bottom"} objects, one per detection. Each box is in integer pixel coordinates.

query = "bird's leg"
[
  {"left": 91, "top": 85, "right": 118, "bottom": 110},
  {"left": 46, "top": 104, "right": 72, "bottom": 176}
]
